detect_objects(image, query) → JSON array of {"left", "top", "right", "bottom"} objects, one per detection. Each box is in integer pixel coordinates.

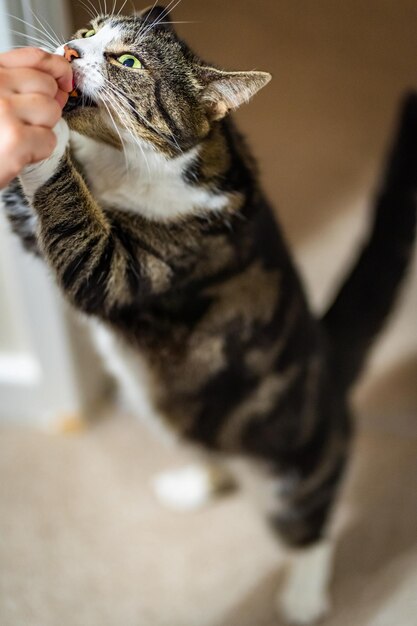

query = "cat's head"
[{"left": 60, "top": 6, "right": 271, "bottom": 156}]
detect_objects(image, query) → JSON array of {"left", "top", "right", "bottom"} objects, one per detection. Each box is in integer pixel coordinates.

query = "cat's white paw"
[
  {"left": 279, "top": 584, "right": 330, "bottom": 625},
  {"left": 20, "top": 118, "right": 70, "bottom": 200},
  {"left": 152, "top": 463, "right": 235, "bottom": 511},
  {"left": 277, "top": 541, "right": 333, "bottom": 625}
]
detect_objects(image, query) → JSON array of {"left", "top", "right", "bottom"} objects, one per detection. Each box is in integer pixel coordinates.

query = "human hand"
[{"left": 0, "top": 48, "right": 72, "bottom": 188}]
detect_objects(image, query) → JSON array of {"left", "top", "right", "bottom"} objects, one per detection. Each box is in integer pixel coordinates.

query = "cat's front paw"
[{"left": 19, "top": 118, "right": 70, "bottom": 200}]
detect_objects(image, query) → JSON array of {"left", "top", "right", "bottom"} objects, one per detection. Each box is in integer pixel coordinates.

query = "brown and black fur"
[{"left": 3, "top": 6, "right": 417, "bottom": 554}]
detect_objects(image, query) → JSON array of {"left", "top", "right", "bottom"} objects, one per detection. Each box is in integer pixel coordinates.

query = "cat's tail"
[{"left": 321, "top": 92, "right": 417, "bottom": 392}]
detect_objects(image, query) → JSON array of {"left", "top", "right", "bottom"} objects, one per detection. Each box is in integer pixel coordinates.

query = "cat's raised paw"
[{"left": 19, "top": 119, "right": 70, "bottom": 200}]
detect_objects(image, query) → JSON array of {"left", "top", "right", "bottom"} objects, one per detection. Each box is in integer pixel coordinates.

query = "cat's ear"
[
  {"left": 136, "top": 5, "right": 172, "bottom": 30},
  {"left": 199, "top": 68, "right": 272, "bottom": 121}
]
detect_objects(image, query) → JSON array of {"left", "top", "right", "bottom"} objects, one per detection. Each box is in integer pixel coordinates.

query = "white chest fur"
[
  {"left": 70, "top": 131, "right": 229, "bottom": 221},
  {"left": 72, "top": 131, "right": 228, "bottom": 440}
]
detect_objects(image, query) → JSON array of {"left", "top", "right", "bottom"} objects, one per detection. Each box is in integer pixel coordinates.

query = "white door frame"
[{"left": 0, "top": 0, "right": 104, "bottom": 425}]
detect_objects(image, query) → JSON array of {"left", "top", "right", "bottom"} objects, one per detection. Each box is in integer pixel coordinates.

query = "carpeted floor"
[
  {"left": 1, "top": 1, "right": 417, "bottom": 624},
  {"left": 0, "top": 400, "right": 417, "bottom": 626}
]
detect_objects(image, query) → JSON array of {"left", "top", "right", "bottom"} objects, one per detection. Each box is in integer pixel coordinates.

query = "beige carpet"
[
  {"left": 1, "top": 405, "right": 417, "bottom": 626},
  {"left": 1, "top": 1, "right": 417, "bottom": 625}
]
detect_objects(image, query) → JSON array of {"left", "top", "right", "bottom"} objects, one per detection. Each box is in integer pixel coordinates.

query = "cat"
[{"left": 3, "top": 6, "right": 417, "bottom": 624}]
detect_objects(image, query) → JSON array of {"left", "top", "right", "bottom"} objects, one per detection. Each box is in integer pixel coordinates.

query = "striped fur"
[{"left": 2, "top": 9, "right": 417, "bottom": 624}]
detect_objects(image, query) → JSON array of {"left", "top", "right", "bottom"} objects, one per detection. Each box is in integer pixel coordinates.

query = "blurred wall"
[{"left": 0, "top": 0, "right": 105, "bottom": 424}]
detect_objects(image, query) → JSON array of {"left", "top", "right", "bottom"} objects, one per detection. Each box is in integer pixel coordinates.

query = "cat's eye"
[
  {"left": 116, "top": 54, "right": 142, "bottom": 69},
  {"left": 83, "top": 29, "right": 96, "bottom": 38}
]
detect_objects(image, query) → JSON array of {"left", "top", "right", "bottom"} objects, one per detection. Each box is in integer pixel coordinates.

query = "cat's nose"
[{"left": 63, "top": 45, "right": 81, "bottom": 63}]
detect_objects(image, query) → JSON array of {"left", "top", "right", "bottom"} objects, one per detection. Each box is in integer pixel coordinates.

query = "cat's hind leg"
[
  {"left": 279, "top": 540, "right": 333, "bottom": 625},
  {"left": 270, "top": 437, "right": 350, "bottom": 624}
]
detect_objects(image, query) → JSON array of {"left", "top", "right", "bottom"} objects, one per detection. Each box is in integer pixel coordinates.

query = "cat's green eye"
[
  {"left": 83, "top": 29, "right": 96, "bottom": 38},
  {"left": 116, "top": 54, "right": 142, "bottom": 69}
]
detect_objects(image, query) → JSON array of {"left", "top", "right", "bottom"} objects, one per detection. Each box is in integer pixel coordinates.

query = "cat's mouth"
[{"left": 64, "top": 88, "right": 98, "bottom": 114}]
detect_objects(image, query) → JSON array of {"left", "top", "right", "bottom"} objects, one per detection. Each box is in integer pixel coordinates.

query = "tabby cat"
[{"left": 3, "top": 6, "right": 417, "bottom": 624}]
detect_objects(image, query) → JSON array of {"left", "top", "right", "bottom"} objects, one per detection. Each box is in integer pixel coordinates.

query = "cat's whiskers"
[
  {"left": 106, "top": 80, "right": 184, "bottom": 156},
  {"left": 8, "top": 14, "right": 60, "bottom": 46},
  {"left": 152, "top": 21, "right": 199, "bottom": 26},
  {"left": 94, "top": 0, "right": 101, "bottom": 17},
  {"left": 27, "top": 5, "right": 64, "bottom": 50},
  {"left": 8, "top": 14, "right": 61, "bottom": 48},
  {"left": 140, "top": 0, "right": 184, "bottom": 39},
  {"left": 118, "top": 116, "right": 153, "bottom": 182},
  {"left": 138, "top": 0, "right": 174, "bottom": 38},
  {"left": 78, "top": 0, "right": 99, "bottom": 20},
  {"left": 116, "top": 0, "right": 130, "bottom": 18},
  {"left": 100, "top": 77, "right": 183, "bottom": 156},
  {"left": 100, "top": 91, "right": 134, "bottom": 173},
  {"left": 128, "top": 0, "right": 137, "bottom": 17},
  {"left": 100, "top": 85, "right": 153, "bottom": 181},
  {"left": 9, "top": 30, "right": 58, "bottom": 51},
  {"left": 88, "top": 0, "right": 102, "bottom": 20},
  {"left": 115, "top": 116, "right": 153, "bottom": 182},
  {"left": 138, "top": 0, "right": 160, "bottom": 35},
  {"left": 8, "top": 44, "right": 54, "bottom": 52}
]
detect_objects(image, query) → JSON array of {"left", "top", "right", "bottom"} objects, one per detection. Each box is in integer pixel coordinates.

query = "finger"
[
  {"left": 0, "top": 68, "right": 58, "bottom": 99},
  {"left": 55, "top": 88, "right": 69, "bottom": 109},
  {"left": 9, "top": 93, "right": 62, "bottom": 128},
  {"left": 0, "top": 48, "right": 73, "bottom": 93},
  {"left": 24, "top": 126, "right": 58, "bottom": 164},
  {"left": 0, "top": 102, "right": 57, "bottom": 180}
]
